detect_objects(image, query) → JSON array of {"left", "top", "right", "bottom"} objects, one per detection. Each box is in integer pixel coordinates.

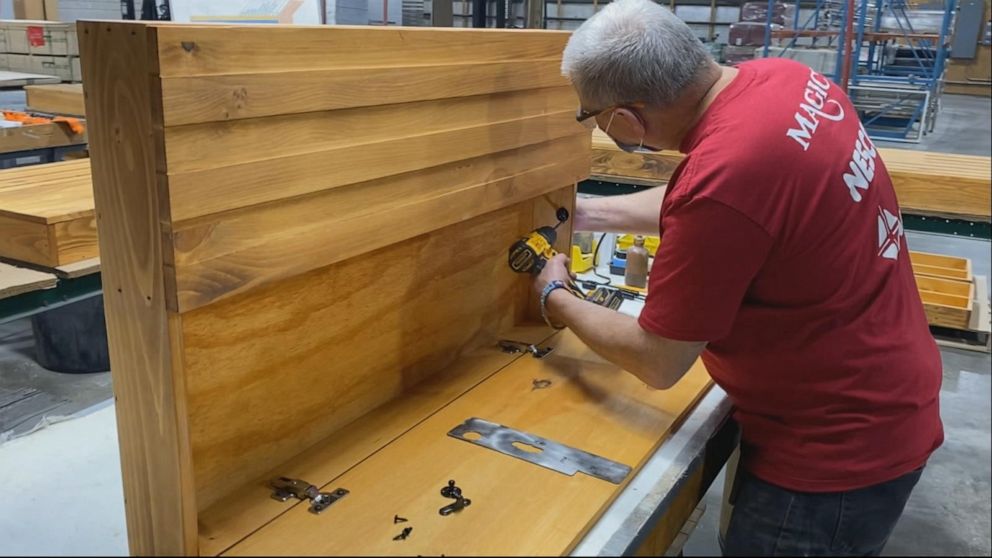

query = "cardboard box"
[
  {"left": 0, "top": 54, "right": 9, "bottom": 71},
  {"left": 44, "top": 0, "right": 59, "bottom": 21},
  {"left": 71, "top": 56, "right": 80, "bottom": 82},
  {"left": 32, "top": 54, "right": 73, "bottom": 81}
]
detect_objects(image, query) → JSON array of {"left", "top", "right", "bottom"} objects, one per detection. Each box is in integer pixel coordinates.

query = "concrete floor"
[{"left": 0, "top": 92, "right": 989, "bottom": 555}]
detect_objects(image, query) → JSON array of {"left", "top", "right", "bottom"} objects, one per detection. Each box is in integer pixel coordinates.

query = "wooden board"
[
  {"left": 910, "top": 250, "right": 972, "bottom": 282},
  {"left": 80, "top": 21, "right": 715, "bottom": 557},
  {"left": 0, "top": 260, "right": 56, "bottom": 300},
  {"left": 25, "top": 83, "right": 85, "bottom": 116},
  {"left": 223, "top": 331, "right": 712, "bottom": 556},
  {"left": 0, "top": 121, "right": 86, "bottom": 154},
  {"left": 0, "top": 159, "right": 97, "bottom": 267},
  {"left": 590, "top": 130, "right": 992, "bottom": 221},
  {"left": 54, "top": 256, "right": 100, "bottom": 278},
  {"left": 80, "top": 23, "right": 198, "bottom": 556}
]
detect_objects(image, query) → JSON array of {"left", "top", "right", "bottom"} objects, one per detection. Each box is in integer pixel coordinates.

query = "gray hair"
[{"left": 562, "top": 0, "right": 713, "bottom": 110}]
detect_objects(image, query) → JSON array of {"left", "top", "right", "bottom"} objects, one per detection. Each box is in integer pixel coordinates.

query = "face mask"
[{"left": 603, "top": 110, "right": 653, "bottom": 153}]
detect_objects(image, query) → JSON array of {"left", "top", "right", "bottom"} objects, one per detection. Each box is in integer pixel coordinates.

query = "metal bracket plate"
[{"left": 448, "top": 417, "right": 632, "bottom": 484}]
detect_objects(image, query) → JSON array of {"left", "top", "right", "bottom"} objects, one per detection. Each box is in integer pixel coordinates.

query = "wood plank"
[
  {"left": 0, "top": 261, "right": 56, "bottom": 300},
  {"left": 0, "top": 121, "right": 86, "bottom": 153},
  {"left": 25, "top": 83, "right": 86, "bottom": 116},
  {"left": 634, "top": 467, "right": 704, "bottom": 556},
  {"left": 79, "top": 21, "right": 198, "bottom": 555},
  {"left": 51, "top": 214, "right": 98, "bottom": 265},
  {"left": 54, "top": 257, "right": 100, "bottom": 278},
  {"left": 198, "top": 324, "right": 556, "bottom": 556},
  {"left": 169, "top": 136, "right": 590, "bottom": 312},
  {"left": 181, "top": 201, "right": 546, "bottom": 512},
  {"left": 163, "top": 87, "right": 577, "bottom": 174},
  {"left": 914, "top": 275, "right": 973, "bottom": 299},
  {"left": 154, "top": 24, "right": 569, "bottom": 78},
  {"left": 0, "top": 213, "right": 54, "bottom": 266},
  {"left": 159, "top": 59, "right": 567, "bottom": 125},
  {"left": 165, "top": 110, "right": 582, "bottom": 222},
  {"left": 882, "top": 149, "right": 991, "bottom": 220},
  {"left": 910, "top": 251, "right": 972, "bottom": 282},
  {"left": 223, "top": 331, "right": 713, "bottom": 556}
]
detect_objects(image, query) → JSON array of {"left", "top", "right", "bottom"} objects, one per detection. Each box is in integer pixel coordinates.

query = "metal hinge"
[
  {"left": 497, "top": 339, "right": 553, "bottom": 358},
  {"left": 270, "top": 476, "right": 349, "bottom": 515}
]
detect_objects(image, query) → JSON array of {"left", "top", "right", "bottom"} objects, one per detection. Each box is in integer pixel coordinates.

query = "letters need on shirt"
[{"left": 638, "top": 59, "right": 943, "bottom": 493}]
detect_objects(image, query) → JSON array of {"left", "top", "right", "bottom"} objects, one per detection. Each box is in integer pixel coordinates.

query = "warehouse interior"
[{"left": 0, "top": 0, "right": 989, "bottom": 556}]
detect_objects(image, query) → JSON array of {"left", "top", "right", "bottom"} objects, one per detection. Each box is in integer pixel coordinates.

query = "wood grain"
[
  {"left": 154, "top": 25, "right": 569, "bottom": 78},
  {"left": 0, "top": 121, "right": 86, "bottom": 153},
  {"left": 0, "top": 213, "right": 52, "bottom": 266},
  {"left": 0, "top": 159, "right": 98, "bottom": 267},
  {"left": 160, "top": 59, "right": 567, "bottom": 126},
  {"left": 910, "top": 251, "right": 972, "bottom": 282},
  {"left": 181, "top": 202, "right": 541, "bottom": 512},
  {"left": 198, "top": 324, "right": 556, "bottom": 556},
  {"left": 169, "top": 137, "right": 589, "bottom": 311},
  {"left": 79, "top": 21, "right": 197, "bottom": 555},
  {"left": 223, "top": 331, "right": 712, "bottom": 556},
  {"left": 165, "top": 110, "right": 581, "bottom": 222},
  {"left": 25, "top": 83, "right": 86, "bottom": 115}
]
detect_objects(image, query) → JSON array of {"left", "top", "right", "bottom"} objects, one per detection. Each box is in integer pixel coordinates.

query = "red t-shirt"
[{"left": 638, "top": 58, "right": 944, "bottom": 493}]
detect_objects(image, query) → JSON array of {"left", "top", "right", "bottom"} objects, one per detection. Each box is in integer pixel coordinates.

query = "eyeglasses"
[{"left": 575, "top": 102, "right": 645, "bottom": 130}]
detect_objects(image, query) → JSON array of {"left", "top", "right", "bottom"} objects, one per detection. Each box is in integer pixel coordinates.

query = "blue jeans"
[{"left": 722, "top": 466, "right": 924, "bottom": 556}]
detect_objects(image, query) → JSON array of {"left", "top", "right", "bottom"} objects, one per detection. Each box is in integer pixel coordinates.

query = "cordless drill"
[{"left": 508, "top": 207, "right": 570, "bottom": 274}]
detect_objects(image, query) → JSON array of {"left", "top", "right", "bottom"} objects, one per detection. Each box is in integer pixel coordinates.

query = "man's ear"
[{"left": 612, "top": 107, "right": 646, "bottom": 138}]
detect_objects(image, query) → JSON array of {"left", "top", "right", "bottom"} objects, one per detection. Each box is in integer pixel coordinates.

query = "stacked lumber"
[
  {"left": 25, "top": 83, "right": 85, "bottom": 115},
  {"left": 0, "top": 159, "right": 96, "bottom": 267},
  {"left": 81, "top": 22, "right": 712, "bottom": 556},
  {"left": 911, "top": 251, "right": 976, "bottom": 330},
  {"left": 591, "top": 130, "right": 992, "bottom": 221}
]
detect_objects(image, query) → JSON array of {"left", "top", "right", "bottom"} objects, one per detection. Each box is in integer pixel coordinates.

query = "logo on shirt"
[
  {"left": 843, "top": 122, "right": 878, "bottom": 203},
  {"left": 786, "top": 69, "right": 846, "bottom": 151},
  {"left": 877, "top": 206, "right": 903, "bottom": 260}
]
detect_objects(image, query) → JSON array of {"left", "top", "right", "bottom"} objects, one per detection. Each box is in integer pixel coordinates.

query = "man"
[{"left": 534, "top": 0, "right": 944, "bottom": 555}]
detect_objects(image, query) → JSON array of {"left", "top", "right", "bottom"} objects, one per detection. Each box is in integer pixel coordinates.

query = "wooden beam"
[
  {"left": 25, "top": 83, "right": 86, "bottom": 116},
  {"left": 79, "top": 21, "right": 197, "bottom": 555}
]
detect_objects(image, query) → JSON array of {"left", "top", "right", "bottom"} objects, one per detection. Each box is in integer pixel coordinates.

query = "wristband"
[{"left": 540, "top": 280, "right": 571, "bottom": 330}]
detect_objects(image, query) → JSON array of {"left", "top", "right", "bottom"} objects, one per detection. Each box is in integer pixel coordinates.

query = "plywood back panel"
[{"left": 81, "top": 21, "right": 589, "bottom": 554}]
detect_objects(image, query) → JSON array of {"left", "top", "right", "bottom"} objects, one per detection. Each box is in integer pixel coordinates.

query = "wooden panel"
[
  {"left": 170, "top": 136, "right": 589, "bottom": 311},
  {"left": 160, "top": 59, "right": 566, "bottom": 126},
  {"left": 198, "top": 324, "right": 555, "bottom": 556},
  {"left": 915, "top": 275, "right": 973, "bottom": 299},
  {"left": 0, "top": 260, "right": 56, "bottom": 300},
  {"left": 920, "top": 295, "right": 972, "bottom": 329},
  {"left": 590, "top": 130, "right": 992, "bottom": 221},
  {"left": 154, "top": 25, "right": 569, "bottom": 78},
  {"left": 25, "top": 83, "right": 86, "bottom": 115},
  {"left": 54, "top": 257, "right": 100, "bottom": 278},
  {"left": 79, "top": 21, "right": 197, "bottom": 555},
  {"left": 165, "top": 110, "right": 581, "bottom": 222},
  {"left": 182, "top": 200, "right": 553, "bottom": 511},
  {"left": 224, "top": 331, "right": 713, "bottom": 556},
  {"left": 0, "top": 213, "right": 53, "bottom": 266},
  {"left": 163, "top": 87, "right": 577, "bottom": 174}
]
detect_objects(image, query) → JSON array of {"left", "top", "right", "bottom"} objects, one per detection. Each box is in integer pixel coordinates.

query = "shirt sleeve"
[{"left": 638, "top": 196, "right": 773, "bottom": 342}]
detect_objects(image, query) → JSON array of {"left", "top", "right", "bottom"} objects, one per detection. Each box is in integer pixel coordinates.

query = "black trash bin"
[{"left": 30, "top": 295, "right": 110, "bottom": 373}]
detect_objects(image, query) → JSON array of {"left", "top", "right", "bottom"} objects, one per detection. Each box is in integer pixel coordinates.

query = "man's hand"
[{"left": 533, "top": 253, "right": 576, "bottom": 321}]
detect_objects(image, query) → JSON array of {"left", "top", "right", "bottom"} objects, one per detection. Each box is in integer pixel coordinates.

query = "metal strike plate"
[
  {"left": 448, "top": 418, "right": 632, "bottom": 484},
  {"left": 270, "top": 476, "right": 349, "bottom": 515}
]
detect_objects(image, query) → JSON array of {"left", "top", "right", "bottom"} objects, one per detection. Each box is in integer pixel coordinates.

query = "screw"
[{"left": 393, "top": 526, "right": 413, "bottom": 541}]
